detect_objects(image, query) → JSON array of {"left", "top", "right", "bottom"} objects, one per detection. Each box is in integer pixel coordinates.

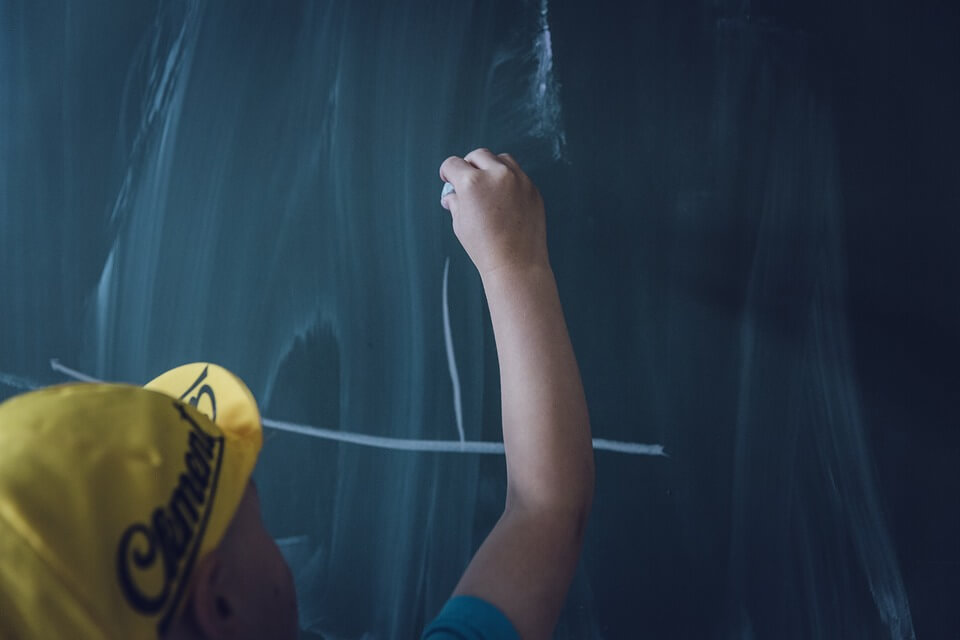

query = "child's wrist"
[{"left": 479, "top": 259, "right": 555, "bottom": 294}]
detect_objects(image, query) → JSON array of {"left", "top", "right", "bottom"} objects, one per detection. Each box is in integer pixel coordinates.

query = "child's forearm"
[{"left": 481, "top": 262, "right": 594, "bottom": 516}]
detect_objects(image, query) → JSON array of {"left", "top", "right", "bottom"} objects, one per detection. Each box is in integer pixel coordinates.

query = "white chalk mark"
[
  {"left": 592, "top": 438, "right": 667, "bottom": 457},
  {"left": 46, "top": 359, "right": 668, "bottom": 456},
  {"left": 264, "top": 417, "right": 665, "bottom": 456},
  {"left": 0, "top": 372, "right": 40, "bottom": 391},
  {"left": 531, "top": 0, "right": 565, "bottom": 159},
  {"left": 263, "top": 417, "right": 502, "bottom": 454},
  {"left": 274, "top": 535, "right": 310, "bottom": 548},
  {"left": 94, "top": 244, "right": 117, "bottom": 375},
  {"left": 50, "top": 359, "right": 103, "bottom": 383},
  {"left": 442, "top": 257, "right": 465, "bottom": 443}
]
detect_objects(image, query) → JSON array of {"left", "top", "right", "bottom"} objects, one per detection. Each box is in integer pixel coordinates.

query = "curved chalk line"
[{"left": 46, "top": 359, "right": 667, "bottom": 456}]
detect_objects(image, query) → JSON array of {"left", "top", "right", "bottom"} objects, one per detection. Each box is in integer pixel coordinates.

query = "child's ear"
[{"left": 187, "top": 551, "right": 238, "bottom": 639}]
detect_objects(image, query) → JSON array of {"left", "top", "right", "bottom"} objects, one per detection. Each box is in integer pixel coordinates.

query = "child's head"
[{"left": 0, "top": 363, "right": 297, "bottom": 639}]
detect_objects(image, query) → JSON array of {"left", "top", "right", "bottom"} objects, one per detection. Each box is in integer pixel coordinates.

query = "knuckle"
[{"left": 464, "top": 148, "right": 490, "bottom": 164}]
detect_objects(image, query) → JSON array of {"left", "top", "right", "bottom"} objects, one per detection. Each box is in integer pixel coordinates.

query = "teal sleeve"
[{"left": 421, "top": 596, "right": 520, "bottom": 640}]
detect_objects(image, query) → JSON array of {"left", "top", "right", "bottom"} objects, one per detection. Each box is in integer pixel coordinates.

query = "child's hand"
[{"left": 439, "top": 149, "right": 548, "bottom": 278}]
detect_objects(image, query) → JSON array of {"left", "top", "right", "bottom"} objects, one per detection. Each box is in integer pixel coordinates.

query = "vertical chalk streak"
[
  {"left": 532, "top": 0, "right": 565, "bottom": 159},
  {"left": 442, "top": 257, "right": 465, "bottom": 443}
]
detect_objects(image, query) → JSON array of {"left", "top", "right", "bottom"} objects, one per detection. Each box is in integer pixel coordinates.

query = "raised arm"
[{"left": 438, "top": 149, "right": 595, "bottom": 640}]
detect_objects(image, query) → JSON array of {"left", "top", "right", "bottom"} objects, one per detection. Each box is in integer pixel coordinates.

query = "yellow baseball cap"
[{"left": 0, "top": 363, "right": 263, "bottom": 639}]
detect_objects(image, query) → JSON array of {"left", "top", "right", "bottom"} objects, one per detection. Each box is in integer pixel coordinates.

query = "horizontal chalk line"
[
  {"left": 45, "top": 359, "right": 667, "bottom": 457},
  {"left": 263, "top": 417, "right": 507, "bottom": 453},
  {"left": 264, "top": 417, "right": 665, "bottom": 455}
]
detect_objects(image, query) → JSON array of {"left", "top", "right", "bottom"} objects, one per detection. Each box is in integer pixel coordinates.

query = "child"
[{"left": 0, "top": 149, "right": 593, "bottom": 640}]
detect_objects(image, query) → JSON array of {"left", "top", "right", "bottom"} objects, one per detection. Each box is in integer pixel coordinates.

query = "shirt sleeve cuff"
[{"left": 421, "top": 595, "right": 520, "bottom": 640}]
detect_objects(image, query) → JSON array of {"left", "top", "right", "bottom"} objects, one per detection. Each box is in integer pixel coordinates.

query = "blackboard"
[{"left": 2, "top": 1, "right": 957, "bottom": 637}]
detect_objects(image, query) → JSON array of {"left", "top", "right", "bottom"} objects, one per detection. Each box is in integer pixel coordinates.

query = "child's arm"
[{"left": 439, "top": 149, "right": 595, "bottom": 640}]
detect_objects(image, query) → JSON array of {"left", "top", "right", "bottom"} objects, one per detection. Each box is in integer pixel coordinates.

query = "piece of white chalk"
[{"left": 441, "top": 182, "right": 455, "bottom": 200}]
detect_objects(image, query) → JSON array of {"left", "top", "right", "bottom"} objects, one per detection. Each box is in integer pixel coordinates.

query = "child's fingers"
[
  {"left": 463, "top": 148, "right": 502, "bottom": 171},
  {"left": 439, "top": 156, "right": 475, "bottom": 187}
]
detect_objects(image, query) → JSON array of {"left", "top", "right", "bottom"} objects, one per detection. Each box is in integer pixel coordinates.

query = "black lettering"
[
  {"left": 189, "top": 384, "right": 217, "bottom": 421},
  {"left": 189, "top": 428, "right": 215, "bottom": 461},
  {"left": 177, "top": 366, "right": 208, "bottom": 402},
  {"left": 174, "top": 472, "right": 204, "bottom": 507},
  {"left": 176, "top": 365, "right": 217, "bottom": 422},
  {"left": 117, "top": 523, "right": 169, "bottom": 614},
  {"left": 152, "top": 508, "right": 186, "bottom": 581},
  {"left": 117, "top": 400, "right": 225, "bottom": 621},
  {"left": 174, "top": 402, "right": 217, "bottom": 448},
  {"left": 185, "top": 450, "right": 211, "bottom": 487}
]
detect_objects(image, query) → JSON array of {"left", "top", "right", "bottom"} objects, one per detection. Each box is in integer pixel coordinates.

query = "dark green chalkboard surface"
[{"left": 2, "top": 1, "right": 957, "bottom": 637}]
